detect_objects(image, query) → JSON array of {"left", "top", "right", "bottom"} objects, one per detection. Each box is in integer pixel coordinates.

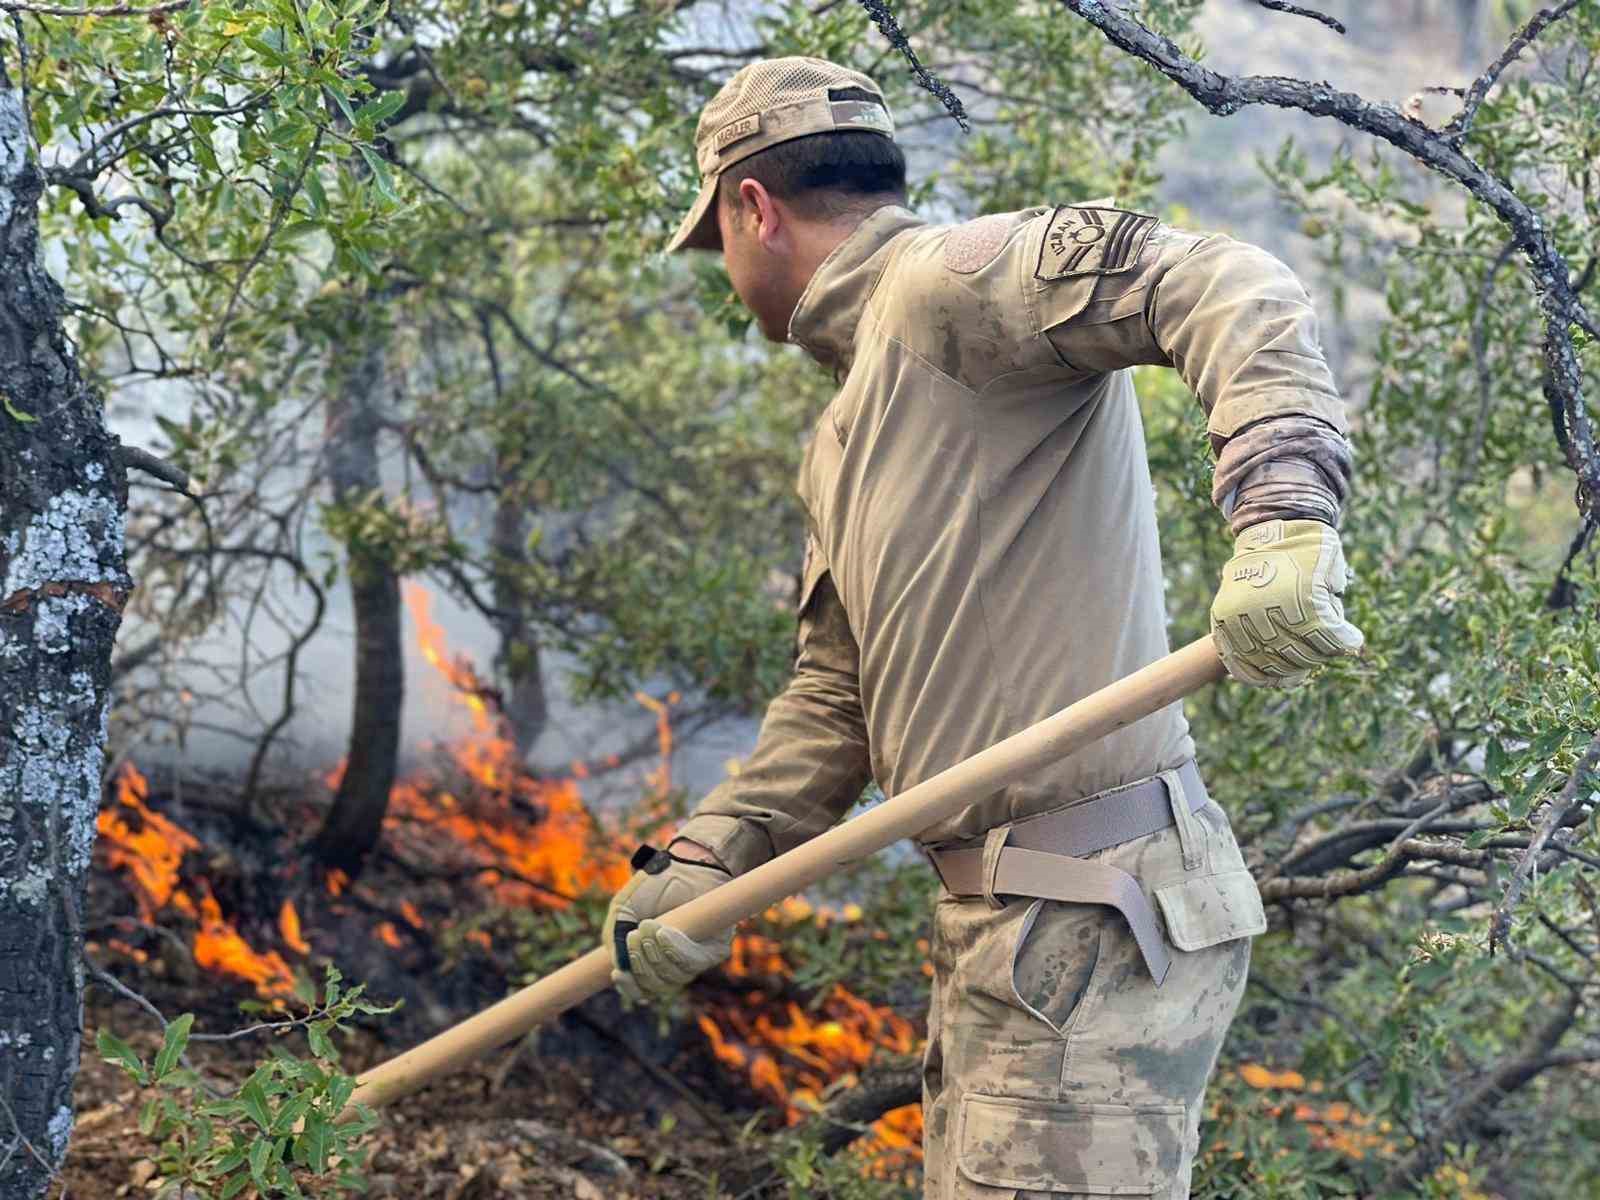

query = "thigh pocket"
[
  {"left": 956, "top": 1094, "right": 1186, "bottom": 1196},
  {"left": 1153, "top": 867, "right": 1267, "bottom": 951}
]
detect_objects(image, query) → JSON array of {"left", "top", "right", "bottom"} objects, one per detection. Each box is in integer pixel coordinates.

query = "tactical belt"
[{"left": 922, "top": 759, "right": 1208, "bottom": 988}]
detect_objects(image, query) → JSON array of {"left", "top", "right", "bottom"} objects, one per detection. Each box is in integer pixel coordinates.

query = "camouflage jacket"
[{"left": 676, "top": 202, "right": 1352, "bottom": 872}]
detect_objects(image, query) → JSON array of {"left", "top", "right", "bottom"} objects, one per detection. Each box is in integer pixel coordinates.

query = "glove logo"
[{"left": 1233, "top": 561, "right": 1278, "bottom": 588}]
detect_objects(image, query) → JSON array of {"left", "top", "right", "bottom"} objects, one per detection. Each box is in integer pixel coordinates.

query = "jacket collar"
[{"left": 787, "top": 205, "right": 926, "bottom": 374}]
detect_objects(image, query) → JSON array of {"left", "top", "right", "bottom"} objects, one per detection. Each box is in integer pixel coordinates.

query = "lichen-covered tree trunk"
[
  {"left": 309, "top": 313, "right": 402, "bottom": 873},
  {"left": 0, "top": 74, "right": 131, "bottom": 1199},
  {"left": 491, "top": 492, "right": 548, "bottom": 755}
]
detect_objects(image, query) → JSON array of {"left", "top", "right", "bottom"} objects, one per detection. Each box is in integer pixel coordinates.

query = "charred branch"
[
  {"left": 804, "top": 1063, "right": 921, "bottom": 1155},
  {"left": 1251, "top": 2, "right": 1345, "bottom": 36}
]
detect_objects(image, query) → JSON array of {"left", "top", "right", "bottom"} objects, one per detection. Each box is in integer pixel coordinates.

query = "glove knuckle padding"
[{"left": 1213, "top": 519, "right": 1364, "bottom": 686}]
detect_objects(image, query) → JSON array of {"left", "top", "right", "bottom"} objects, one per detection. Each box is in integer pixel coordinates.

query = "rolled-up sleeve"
[{"left": 673, "top": 564, "right": 874, "bottom": 876}]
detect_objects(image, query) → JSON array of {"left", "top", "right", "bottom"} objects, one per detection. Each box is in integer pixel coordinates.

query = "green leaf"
[
  {"left": 139, "top": 1097, "right": 161, "bottom": 1137},
  {"left": 279, "top": 220, "right": 322, "bottom": 243},
  {"left": 357, "top": 145, "right": 398, "bottom": 204},
  {"left": 325, "top": 1073, "right": 356, "bottom": 1115},
  {"left": 272, "top": 1092, "right": 312, "bottom": 1136},
  {"left": 221, "top": 1172, "right": 252, "bottom": 1200},
  {"left": 304, "top": 169, "right": 328, "bottom": 217},
  {"left": 306, "top": 1020, "right": 337, "bottom": 1061},
  {"left": 249, "top": 1137, "right": 272, "bottom": 1190},
  {"left": 325, "top": 82, "right": 358, "bottom": 126},
  {"left": 2, "top": 392, "right": 39, "bottom": 425},
  {"left": 96, "top": 1028, "right": 147, "bottom": 1084},
  {"left": 153, "top": 1013, "right": 194, "bottom": 1081},
  {"left": 216, "top": 1143, "right": 250, "bottom": 1173},
  {"left": 298, "top": 1111, "right": 334, "bottom": 1174},
  {"left": 239, "top": 1078, "right": 274, "bottom": 1132},
  {"left": 355, "top": 90, "right": 405, "bottom": 125},
  {"left": 1485, "top": 737, "right": 1507, "bottom": 780}
]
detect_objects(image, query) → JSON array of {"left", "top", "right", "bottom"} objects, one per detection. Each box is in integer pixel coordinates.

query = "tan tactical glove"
[
  {"left": 603, "top": 845, "right": 734, "bottom": 1005},
  {"left": 1210, "top": 518, "right": 1364, "bottom": 688}
]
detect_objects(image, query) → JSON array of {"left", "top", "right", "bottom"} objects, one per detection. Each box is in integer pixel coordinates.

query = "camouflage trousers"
[{"left": 920, "top": 794, "right": 1259, "bottom": 1200}]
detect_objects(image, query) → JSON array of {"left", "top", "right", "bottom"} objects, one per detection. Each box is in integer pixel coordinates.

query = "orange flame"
[
  {"left": 384, "top": 584, "right": 638, "bottom": 905},
  {"left": 395, "top": 586, "right": 921, "bottom": 1164},
  {"left": 98, "top": 764, "right": 300, "bottom": 1001},
  {"left": 279, "top": 900, "right": 310, "bottom": 956},
  {"left": 1229, "top": 1065, "right": 1401, "bottom": 1161},
  {"left": 193, "top": 887, "right": 296, "bottom": 998},
  {"left": 97, "top": 765, "right": 199, "bottom": 920}
]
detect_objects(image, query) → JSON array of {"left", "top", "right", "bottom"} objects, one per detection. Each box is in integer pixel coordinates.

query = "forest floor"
[
  {"left": 55, "top": 999, "right": 744, "bottom": 1200},
  {"left": 57, "top": 759, "right": 918, "bottom": 1200}
]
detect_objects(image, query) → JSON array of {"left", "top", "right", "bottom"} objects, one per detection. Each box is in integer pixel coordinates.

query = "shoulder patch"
[
  {"left": 1035, "top": 205, "right": 1158, "bottom": 281},
  {"left": 943, "top": 213, "right": 1013, "bottom": 274}
]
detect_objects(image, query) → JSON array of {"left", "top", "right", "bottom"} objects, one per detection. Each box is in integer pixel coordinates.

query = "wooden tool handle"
[{"left": 343, "top": 634, "right": 1226, "bottom": 1117}]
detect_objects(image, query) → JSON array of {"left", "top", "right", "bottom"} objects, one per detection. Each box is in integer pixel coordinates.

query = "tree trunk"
[
  {"left": 309, "top": 313, "right": 402, "bottom": 874},
  {"left": 491, "top": 492, "right": 548, "bottom": 755},
  {"left": 0, "top": 74, "right": 132, "bottom": 1199}
]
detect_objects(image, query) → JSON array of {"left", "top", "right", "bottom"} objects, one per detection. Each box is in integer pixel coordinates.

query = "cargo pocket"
[
  {"left": 956, "top": 1094, "right": 1186, "bottom": 1197},
  {"left": 1152, "top": 867, "right": 1267, "bottom": 952}
]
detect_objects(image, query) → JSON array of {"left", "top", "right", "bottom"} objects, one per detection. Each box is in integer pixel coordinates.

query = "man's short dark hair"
[{"left": 718, "top": 87, "right": 907, "bottom": 222}]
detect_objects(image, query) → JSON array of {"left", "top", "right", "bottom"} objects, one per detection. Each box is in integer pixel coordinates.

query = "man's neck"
[{"left": 787, "top": 204, "right": 901, "bottom": 305}]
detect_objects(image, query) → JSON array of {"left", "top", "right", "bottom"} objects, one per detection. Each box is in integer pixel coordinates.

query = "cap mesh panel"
[{"left": 697, "top": 57, "right": 884, "bottom": 143}]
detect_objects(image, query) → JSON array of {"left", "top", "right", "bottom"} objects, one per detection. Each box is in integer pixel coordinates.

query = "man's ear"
[{"left": 738, "top": 178, "right": 783, "bottom": 249}]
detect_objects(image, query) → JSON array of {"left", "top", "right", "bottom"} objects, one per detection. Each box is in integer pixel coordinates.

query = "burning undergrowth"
[{"left": 89, "top": 582, "right": 925, "bottom": 1177}]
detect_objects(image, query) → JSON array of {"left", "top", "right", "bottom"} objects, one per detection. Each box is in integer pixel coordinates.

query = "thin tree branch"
[
  {"left": 1252, "top": 1, "right": 1344, "bottom": 36},
  {"left": 1491, "top": 730, "right": 1600, "bottom": 955},
  {"left": 1444, "top": 0, "right": 1584, "bottom": 140}
]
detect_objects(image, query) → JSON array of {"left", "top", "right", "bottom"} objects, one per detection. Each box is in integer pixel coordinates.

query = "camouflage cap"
[{"left": 666, "top": 56, "right": 896, "bottom": 254}]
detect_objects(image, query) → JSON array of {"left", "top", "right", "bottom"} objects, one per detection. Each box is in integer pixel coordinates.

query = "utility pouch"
[{"left": 1153, "top": 867, "right": 1268, "bottom": 952}]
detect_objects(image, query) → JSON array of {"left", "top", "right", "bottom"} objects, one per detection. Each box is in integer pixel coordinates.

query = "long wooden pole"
[{"left": 343, "top": 635, "right": 1226, "bottom": 1116}]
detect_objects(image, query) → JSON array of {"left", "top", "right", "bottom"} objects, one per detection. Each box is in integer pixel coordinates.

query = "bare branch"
[
  {"left": 115, "top": 443, "right": 190, "bottom": 492},
  {"left": 1379, "top": 987, "right": 1583, "bottom": 1189},
  {"left": 1252, "top": 1, "right": 1344, "bottom": 36},
  {"left": 1445, "top": 0, "right": 1585, "bottom": 140},
  {"left": 854, "top": 0, "right": 970, "bottom": 131}
]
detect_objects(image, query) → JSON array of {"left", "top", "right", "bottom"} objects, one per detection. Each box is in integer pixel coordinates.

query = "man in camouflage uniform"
[{"left": 602, "top": 57, "right": 1362, "bottom": 1199}]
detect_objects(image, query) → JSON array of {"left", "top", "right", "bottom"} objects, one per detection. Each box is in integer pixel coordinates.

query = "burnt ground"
[
  {"left": 57, "top": 766, "right": 921, "bottom": 1199},
  {"left": 55, "top": 997, "right": 747, "bottom": 1200}
]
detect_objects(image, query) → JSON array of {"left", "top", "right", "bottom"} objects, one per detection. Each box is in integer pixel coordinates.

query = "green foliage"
[
  {"left": 95, "top": 966, "right": 397, "bottom": 1198},
  {"left": 765, "top": 1124, "right": 918, "bottom": 1200}
]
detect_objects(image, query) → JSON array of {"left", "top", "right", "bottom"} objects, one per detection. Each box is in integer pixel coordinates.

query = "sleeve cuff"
[{"left": 673, "top": 813, "right": 775, "bottom": 876}]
